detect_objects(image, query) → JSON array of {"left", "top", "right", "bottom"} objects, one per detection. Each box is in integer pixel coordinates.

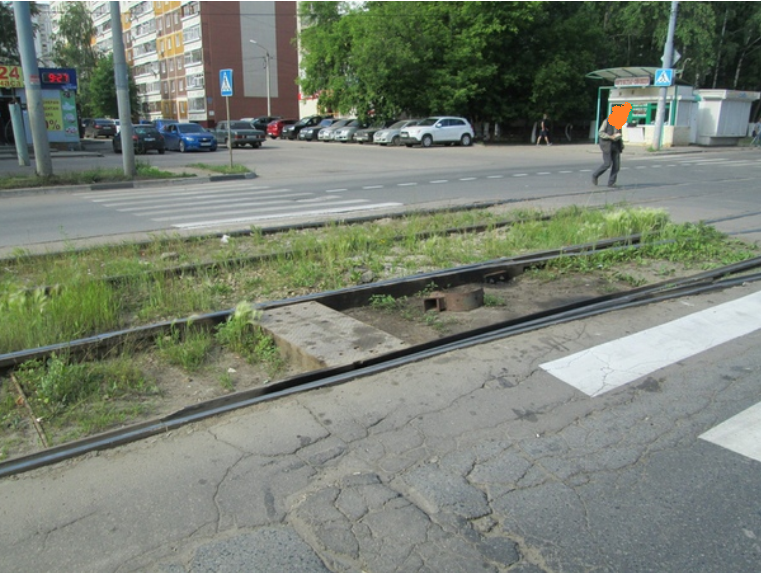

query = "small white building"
[{"left": 588, "top": 67, "right": 760, "bottom": 147}]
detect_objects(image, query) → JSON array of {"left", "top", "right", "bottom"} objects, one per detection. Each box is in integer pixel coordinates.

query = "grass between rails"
[
  {"left": 0, "top": 204, "right": 758, "bottom": 454},
  {"left": 0, "top": 161, "right": 196, "bottom": 190},
  {"left": 1, "top": 204, "right": 757, "bottom": 354}
]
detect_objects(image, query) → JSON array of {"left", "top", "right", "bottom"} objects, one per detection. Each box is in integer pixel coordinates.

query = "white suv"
[{"left": 400, "top": 116, "right": 474, "bottom": 148}]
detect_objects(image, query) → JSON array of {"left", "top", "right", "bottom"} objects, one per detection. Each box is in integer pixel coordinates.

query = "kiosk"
[
  {"left": 0, "top": 64, "right": 81, "bottom": 150},
  {"left": 586, "top": 66, "right": 759, "bottom": 147}
]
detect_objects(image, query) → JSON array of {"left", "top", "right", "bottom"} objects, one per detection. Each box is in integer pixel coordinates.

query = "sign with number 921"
[{"left": 0, "top": 65, "right": 24, "bottom": 88}]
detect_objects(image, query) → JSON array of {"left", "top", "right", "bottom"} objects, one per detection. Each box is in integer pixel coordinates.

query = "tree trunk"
[{"left": 712, "top": 7, "right": 729, "bottom": 89}]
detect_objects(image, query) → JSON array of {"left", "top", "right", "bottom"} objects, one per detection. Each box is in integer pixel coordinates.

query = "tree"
[
  {"left": 52, "top": 2, "right": 100, "bottom": 116},
  {"left": 0, "top": 1, "right": 40, "bottom": 65},
  {"left": 88, "top": 53, "right": 140, "bottom": 120}
]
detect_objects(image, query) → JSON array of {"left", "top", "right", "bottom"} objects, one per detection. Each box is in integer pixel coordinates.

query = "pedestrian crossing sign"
[
  {"left": 220, "top": 69, "right": 233, "bottom": 97},
  {"left": 654, "top": 68, "right": 674, "bottom": 87}
]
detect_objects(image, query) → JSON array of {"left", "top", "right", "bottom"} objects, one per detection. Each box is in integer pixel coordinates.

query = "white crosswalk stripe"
[{"left": 75, "top": 183, "right": 401, "bottom": 229}]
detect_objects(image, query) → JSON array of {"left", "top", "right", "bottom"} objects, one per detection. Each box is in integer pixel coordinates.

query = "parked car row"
[
  {"left": 108, "top": 115, "right": 474, "bottom": 154},
  {"left": 270, "top": 115, "right": 474, "bottom": 147}
]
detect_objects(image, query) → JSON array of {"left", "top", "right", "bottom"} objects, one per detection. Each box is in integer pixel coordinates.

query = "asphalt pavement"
[
  {"left": 1, "top": 140, "right": 761, "bottom": 572},
  {"left": 1, "top": 280, "right": 760, "bottom": 572}
]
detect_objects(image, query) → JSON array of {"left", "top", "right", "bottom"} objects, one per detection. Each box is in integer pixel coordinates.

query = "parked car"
[
  {"left": 112, "top": 124, "right": 165, "bottom": 155},
  {"left": 161, "top": 122, "right": 217, "bottom": 152},
  {"left": 353, "top": 120, "right": 397, "bottom": 144},
  {"left": 241, "top": 116, "right": 282, "bottom": 132},
  {"left": 373, "top": 119, "right": 420, "bottom": 147},
  {"left": 83, "top": 118, "right": 116, "bottom": 138},
  {"left": 267, "top": 118, "right": 296, "bottom": 139},
  {"left": 282, "top": 115, "right": 325, "bottom": 140},
  {"left": 214, "top": 120, "right": 266, "bottom": 148},
  {"left": 400, "top": 116, "right": 474, "bottom": 148},
  {"left": 318, "top": 118, "right": 354, "bottom": 142},
  {"left": 151, "top": 118, "right": 180, "bottom": 133},
  {"left": 299, "top": 118, "right": 337, "bottom": 141},
  {"left": 333, "top": 119, "right": 367, "bottom": 143}
]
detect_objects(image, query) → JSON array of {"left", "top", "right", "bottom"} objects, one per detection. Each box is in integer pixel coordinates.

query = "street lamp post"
[{"left": 249, "top": 40, "right": 271, "bottom": 116}]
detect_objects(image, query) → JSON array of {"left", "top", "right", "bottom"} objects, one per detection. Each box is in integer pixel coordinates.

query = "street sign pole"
[
  {"left": 220, "top": 69, "right": 234, "bottom": 168},
  {"left": 226, "top": 96, "right": 232, "bottom": 168},
  {"left": 652, "top": 0, "right": 679, "bottom": 151}
]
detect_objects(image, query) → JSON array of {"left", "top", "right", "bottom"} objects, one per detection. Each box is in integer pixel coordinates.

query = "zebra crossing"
[
  {"left": 73, "top": 154, "right": 760, "bottom": 231},
  {"left": 540, "top": 289, "right": 761, "bottom": 463},
  {"left": 74, "top": 182, "right": 402, "bottom": 230}
]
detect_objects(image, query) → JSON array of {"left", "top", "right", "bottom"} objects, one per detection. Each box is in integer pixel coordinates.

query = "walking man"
[
  {"left": 537, "top": 114, "right": 552, "bottom": 146},
  {"left": 592, "top": 116, "right": 624, "bottom": 187}
]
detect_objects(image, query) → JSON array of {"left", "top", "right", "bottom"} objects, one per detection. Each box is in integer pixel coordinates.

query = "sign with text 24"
[{"left": 0, "top": 64, "right": 24, "bottom": 88}]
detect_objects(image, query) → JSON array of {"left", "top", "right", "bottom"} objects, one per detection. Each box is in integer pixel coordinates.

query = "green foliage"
[
  {"left": 155, "top": 326, "right": 214, "bottom": 372},
  {"left": 15, "top": 353, "right": 154, "bottom": 417},
  {"left": 0, "top": 2, "right": 40, "bottom": 65},
  {"left": 52, "top": 2, "right": 100, "bottom": 117},
  {"left": 297, "top": 1, "right": 761, "bottom": 124},
  {"left": 88, "top": 52, "right": 140, "bottom": 120}
]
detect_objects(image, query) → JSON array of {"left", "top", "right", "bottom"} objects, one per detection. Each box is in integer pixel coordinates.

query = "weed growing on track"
[
  {"left": 0, "top": 204, "right": 758, "bottom": 456},
  {"left": 0, "top": 205, "right": 756, "bottom": 355}
]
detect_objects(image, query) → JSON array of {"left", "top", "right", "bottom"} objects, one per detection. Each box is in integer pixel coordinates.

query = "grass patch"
[
  {"left": 187, "top": 162, "right": 251, "bottom": 175},
  {"left": 0, "top": 161, "right": 195, "bottom": 190},
  {"left": 0, "top": 203, "right": 758, "bottom": 457}
]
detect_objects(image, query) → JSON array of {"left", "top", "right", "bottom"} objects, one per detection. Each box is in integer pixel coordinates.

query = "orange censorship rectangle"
[{"left": 0, "top": 64, "right": 24, "bottom": 88}]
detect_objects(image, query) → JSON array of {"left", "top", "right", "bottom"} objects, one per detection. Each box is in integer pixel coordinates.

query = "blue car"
[{"left": 162, "top": 122, "right": 218, "bottom": 152}]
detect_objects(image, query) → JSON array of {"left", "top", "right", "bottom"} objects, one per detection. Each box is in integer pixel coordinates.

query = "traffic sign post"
[
  {"left": 219, "top": 69, "right": 234, "bottom": 167},
  {"left": 654, "top": 68, "right": 674, "bottom": 87}
]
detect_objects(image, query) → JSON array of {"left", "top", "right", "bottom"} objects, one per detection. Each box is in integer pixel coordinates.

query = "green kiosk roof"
[{"left": 586, "top": 67, "right": 660, "bottom": 82}]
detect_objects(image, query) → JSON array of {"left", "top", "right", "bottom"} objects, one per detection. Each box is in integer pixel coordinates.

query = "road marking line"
[
  {"left": 172, "top": 203, "right": 403, "bottom": 229},
  {"left": 487, "top": 175, "right": 504, "bottom": 179},
  {"left": 363, "top": 185, "right": 384, "bottom": 189},
  {"left": 513, "top": 174, "right": 528, "bottom": 177},
  {"left": 700, "top": 402, "right": 761, "bottom": 463},
  {"left": 579, "top": 169, "right": 592, "bottom": 173},
  {"left": 325, "top": 189, "right": 348, "bottom": 193},
  {"left": 430, "top": 180, "right": 449, "bottom": 184},
  {"left": 540, "top": 290, "right": 761, "bottom": 397},
  {"left": 398, "top": 182, "right": 417, "bottom": 186},
  {"left": 558, "top": 171, "right": 573, "bottom": 174},
  {"left": 459, "top": 177, "right": 477, "bottom": 181},
  {"left": 114, "top": 193, "right": 313, "bottom": 212}
]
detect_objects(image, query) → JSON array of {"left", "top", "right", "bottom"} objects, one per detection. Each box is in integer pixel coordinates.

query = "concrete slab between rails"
[{"left": 259, "top": 301, "right": 409, "bottom": 369}]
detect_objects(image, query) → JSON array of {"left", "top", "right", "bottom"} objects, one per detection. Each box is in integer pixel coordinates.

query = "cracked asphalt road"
[{"left": 1, "top": 282, "right": 760, "bottom": 572}]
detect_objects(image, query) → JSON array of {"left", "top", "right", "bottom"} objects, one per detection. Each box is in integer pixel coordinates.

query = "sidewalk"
[{"left": 1, "top": 280, "right": 759, "bottom": 572}]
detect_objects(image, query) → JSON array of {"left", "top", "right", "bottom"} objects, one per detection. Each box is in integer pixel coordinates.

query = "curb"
[{"left": 1, "top": 171, "right": 257, "bottom": 196}]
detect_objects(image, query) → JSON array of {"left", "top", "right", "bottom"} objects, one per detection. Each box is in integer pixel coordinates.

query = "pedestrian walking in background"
[
  {"left": 592, "top": 117, "right": 623, "bottom": 187},
  {"left": 752, "top": 120, "right": 761, "bottom": 147},
  {"left": 537, "top": 114, "right": 552, "bottom": 146}
]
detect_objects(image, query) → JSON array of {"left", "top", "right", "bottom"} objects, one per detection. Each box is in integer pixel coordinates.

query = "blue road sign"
[
  {"left": 654, "top": 68, "right": 674, "bottom": 87},
  {"left": 220, "top": 69, "right": 233, "bottom": 97}
]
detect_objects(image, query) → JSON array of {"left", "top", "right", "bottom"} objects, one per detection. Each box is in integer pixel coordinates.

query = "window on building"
[
  {"left": 186, "top": 73, "right": 204, "bottom": 89},
  {"left": 184, "top": 25, "right": 201, "bottom": 43},
  {"left": 188, "top": 97, "right": 205, "bottom": 112},
  {"left": 184, "top": 49, "right": 203, "bottom": 66}
]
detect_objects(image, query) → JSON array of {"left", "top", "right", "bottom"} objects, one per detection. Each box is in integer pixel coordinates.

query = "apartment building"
[{"left": 53, "top": 1, "right": 300, "bottom": 126}]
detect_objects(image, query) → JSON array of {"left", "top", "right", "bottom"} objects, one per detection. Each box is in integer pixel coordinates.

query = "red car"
[{"left": 266, "top": 118, "right": 297, "bottom": 139}]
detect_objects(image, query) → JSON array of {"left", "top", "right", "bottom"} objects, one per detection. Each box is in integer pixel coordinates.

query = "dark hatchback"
[
  {"left": 84, "top": 118, "right": 117, "bottom": 138},
  {"left": 113, "top": 125, "right": 166, "bottom": 154}
]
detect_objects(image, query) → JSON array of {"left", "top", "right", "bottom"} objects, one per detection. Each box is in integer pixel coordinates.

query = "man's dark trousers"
[{"left": 593, "top": 142, "right": 621, "bottom": 186}]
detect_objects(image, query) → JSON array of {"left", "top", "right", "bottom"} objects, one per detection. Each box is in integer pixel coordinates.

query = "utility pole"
[
  {"left": 652, "top": 0, "right": 679, "bottom": 151},
  {"left": 110, "top": 1, "right": 135, "bottom": 176},
  {"left": 13, "top": 1, "right": 52, "bottom": 177},
  {"left": 250, "top": 40, "right": 272, "bottom": 116}
]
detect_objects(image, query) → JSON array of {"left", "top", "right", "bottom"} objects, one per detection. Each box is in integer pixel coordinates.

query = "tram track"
[{"left": 2, "top": 242, "right": 761, "bottom": 478}]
